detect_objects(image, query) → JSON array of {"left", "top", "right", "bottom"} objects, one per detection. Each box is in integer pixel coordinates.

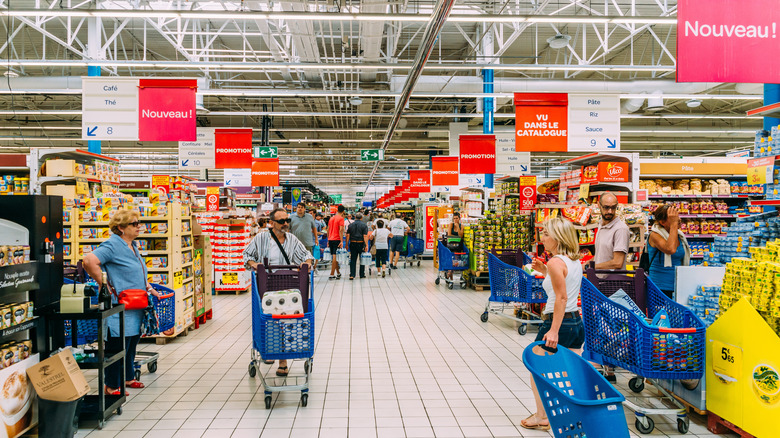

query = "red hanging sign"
[
  {"left": 514, "top": 93, "right": 568, "bottom": 152},
  {"left": 459, "top": 135, "right": 496, "bottom": 174},
  {"left": 138, "top": 79, "right": 197, "bottom": 141},
  {"left": 409, "top": 170, "right": 431, "bottom": 193},
  {"left": 215, "top": 129, "right": 253, "bottom": 169},
  {"left": 206, "top": 187, "right": 220, "bottom": 212},
  {"left": 518, "top": 176, "right": 537, "bottom": 211},
  {"left": 251, "top": 159, "right": 279, "bottom": 187},
  {"left": 431, "top": 156, "right": 459, "bottom": 186}
]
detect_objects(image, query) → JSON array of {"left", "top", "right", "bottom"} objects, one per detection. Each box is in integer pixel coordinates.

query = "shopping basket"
[
  {"left": 585, "top": 267, "right": 648, "bottom": 315},
  {"left": 481, "top": 251, "right": 547, "bottom": 335},
  {"left": 435, "top": 242, "right": 469, "bottom": 289},
  {"left": 249, "top": 263, "right": 314, "bottom": 409},
  {"left": 523, "top": 341, "right": 629, "bottom": 438},
  {"left": 402, "top": 236, "right": 425, "bottom": 268},
  {"left": 580, "top": 276, "right": 705, "bottom": 434}
]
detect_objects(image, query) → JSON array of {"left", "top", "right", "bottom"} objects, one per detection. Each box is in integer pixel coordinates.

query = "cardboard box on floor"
[{"left": 26, "top": 349, "right": 89, "bottom": 401}]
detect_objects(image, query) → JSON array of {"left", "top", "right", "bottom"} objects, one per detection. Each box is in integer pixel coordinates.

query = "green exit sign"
[
  {"left": 253, "top": 146, "right": 278, "bottom": 158},
  {"left": 360, "top": 149, "right": 384, "bottom": 161},
  {"left": 356, "top": 192, "right": 364, "bottom": 197},
  {"left": 329, "top": 194, "right": 342, "bottom": 204}
]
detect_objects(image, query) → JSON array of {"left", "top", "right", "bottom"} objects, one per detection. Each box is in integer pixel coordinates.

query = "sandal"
[
  {"left": 520, "top": 414, "right": 550, "bottom": 431},
  {"left": 105, "top": 386, "right": 124, "bottom": 396},
  {"left": 336, "top": 273, "right": 342, "bottom": 279},
  {"left": 125, "top": 380, "right": 145, "bottom": 389},
  {"left": 276, "top": 366, "right": 289, "bottom": 377}
]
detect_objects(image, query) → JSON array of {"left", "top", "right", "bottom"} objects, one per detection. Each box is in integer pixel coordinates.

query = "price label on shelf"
[
  {"left": 747, "top": 156, "right": 775, "bottom": 185},
  {"left": 75, "top": 178, "right": 89, "bottom": 196},
  {"left": 222, "top": 272, "right": 238, "bottom": 285},
  {"left": 712, "top": 339, "right": 742, "bottom": 383},
  {"left": 173, "top": 271, "right": 183, "bottom": 289}
]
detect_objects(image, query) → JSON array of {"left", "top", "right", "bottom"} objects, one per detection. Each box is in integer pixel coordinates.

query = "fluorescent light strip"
[{"left": 0, "top": 9, "right": 678, "bottom": 25}]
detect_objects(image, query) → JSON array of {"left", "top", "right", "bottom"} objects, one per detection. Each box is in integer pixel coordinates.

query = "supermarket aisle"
[{"left": 76, "top": 263, "right": 731, "bottom": 438}]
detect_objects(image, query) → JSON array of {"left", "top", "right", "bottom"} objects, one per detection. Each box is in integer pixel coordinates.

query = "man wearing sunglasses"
[
  {"left": 594, "top": 192, "right": 630, "bottom": 271},
  {"left": 243, "top": 208, "right": 313, "bottom": 377}
]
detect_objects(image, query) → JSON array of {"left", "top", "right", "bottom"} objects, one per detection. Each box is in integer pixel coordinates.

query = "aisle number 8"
[{"left": 107, "top": 127, "right": 113, "bottom": 135}]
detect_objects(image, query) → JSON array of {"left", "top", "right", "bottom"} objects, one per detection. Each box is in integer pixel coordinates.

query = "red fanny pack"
[{"left": 117, "top": 289, "right": 149, "bottom": 310}]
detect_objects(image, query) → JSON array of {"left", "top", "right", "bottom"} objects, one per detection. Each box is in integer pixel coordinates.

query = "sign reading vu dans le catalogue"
[{"left": 82, "top": 78, "right": 197, "bottom": 141}]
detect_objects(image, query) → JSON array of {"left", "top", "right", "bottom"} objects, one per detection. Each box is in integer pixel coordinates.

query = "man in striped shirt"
[{"left": 243, "top": 207, "right": 313, "bottom": 377}]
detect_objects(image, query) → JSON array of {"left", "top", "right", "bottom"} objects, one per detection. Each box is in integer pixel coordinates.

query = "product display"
[
  {"left": 195, "top": 213, "right": 252, "bottom": 293},
  {"left": 640, "top": 178, "right": 738, "bottom": 196}
]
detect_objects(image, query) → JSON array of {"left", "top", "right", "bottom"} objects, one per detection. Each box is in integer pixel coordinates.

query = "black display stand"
[{"left": 50, "top": 305, "right": 126, "bottom": 429}]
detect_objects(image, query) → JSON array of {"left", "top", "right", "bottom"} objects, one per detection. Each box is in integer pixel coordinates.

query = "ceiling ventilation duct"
[{"left": 646, "top": 91, "right": 665, "bottom": 111}]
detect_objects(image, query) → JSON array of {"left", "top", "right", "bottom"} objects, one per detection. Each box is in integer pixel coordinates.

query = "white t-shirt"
[
  {"left": 373, "top": 228, "right": 392, "bottom": 250},
  {"left": 541, "top": 255, "right": 582, "bottom": 314},
  {"left": 388, "top": 219, "right": 409, "bottom": 236},
  {"left": 267, "top": 239, "right": 285, "bottom": 265}
]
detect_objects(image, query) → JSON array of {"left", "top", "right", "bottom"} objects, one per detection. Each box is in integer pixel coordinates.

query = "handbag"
[
  {"left": 312, "top": 244, "right": 321, "bottom": 260},
  {"left": 107, "top": 245, "right": 152, "bottom": 311}
]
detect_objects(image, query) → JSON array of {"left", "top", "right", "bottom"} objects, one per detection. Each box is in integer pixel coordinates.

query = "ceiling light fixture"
[
  {"left": 349, "top": 97, "right": 363, "bottom": 106},
  {"left": 686, "top": 99, "right": 702, "bottom": 108},
  {"left": 546, "top": 34, "right": 572, "bottom": 49}
]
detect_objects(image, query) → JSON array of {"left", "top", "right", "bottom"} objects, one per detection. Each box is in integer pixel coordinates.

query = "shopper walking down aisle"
[
  {"left": 83, "top": 209, "right": 161, "bottom": 396},
  {"left": 388, "top": 212, "right": 410, "bottom": 269},
  {"left": 371, "top": 220, "right": 392, "bottom": 278},
  {"left": 347, "top": 212, "right": 369, "bottom": 280},
  {"left": 290, "top": 202, "right": 318, "bottom": 272},
  {"left": 328, "top": 205, "right": 346, "bottom": 280},
  {"left": 521, "top": 217, "right": 585, "bottom": 431},
  {"left": 243, "top": 208, "right": 313, "bottom": 376},
  {"left": 648, "top": 204, "right": 691, "bottom": 298},
  {"left": 594, "top": 192, "right": 630, "bottom": 270}
]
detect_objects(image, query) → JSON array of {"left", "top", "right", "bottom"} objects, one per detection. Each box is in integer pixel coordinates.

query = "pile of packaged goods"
[
  {"left": 720, "top": 246, "right": 780, "bottom": 335},
  {"left": 648, "top": 200, "right": 730, "bottom": 215},
  {"left": 501, "top": 215, "right": 532, "bottom": 250},
  {"left": 687, "top": 285, "right": 721, "bottom": 326},
  {"left": 0, "top": 340, "right": 33, "bottom": 368},
  {"left": 679, "top": 220, "right": 728, "bottom": 236},
  {"left": 639, "top": 178, "right": 738, "bottom": 196},
  {"left": 496, "top": 197, "right": 519, "bottom": 216},
  {"left": 704, "top": 215, "right": 780, "bottom": 266},
  {"left": 753, "top": 127, "right": 779, "bottom": 158},
  {"left": 0, "top": 176, "right": 29, "bottom": 195},
  {"left": 0, "top": 246, "right": 31, "bottom": 266},
  {"left": 689, "top": 242, "right": 709, "bottom": 257},
  {"left": 43, "top": 158, "right": 121, "bottom": 183},
  {"left": 0, "top": 302, "right": 34, "bottom": 329},
  {"left": 470, "top": 214, "right": 503, "bottom": 271},
  {"left": 578, "top": 229, "right": 596, "bottom": 245},
  {"left": 495, "top": 181, "right": 518, "bottom": 195}
]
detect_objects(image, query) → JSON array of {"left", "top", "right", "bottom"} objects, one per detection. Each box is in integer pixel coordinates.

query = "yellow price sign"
[
  {"left": 75, "top": 177, "right": 89, "bottom": 196},
  {"left": 173, "top": 271, "right": 183, "bottom": 289},
  {"left": 222, "top": 272, "right": 238, "bottom": 285},
  {"left": 712, "top": 340, "right": 742, "bottom": 383},
  {"left": 579, "top": 183, "right": 590, "bottom": 199},
  {"left": 206, "top": 186, "right": 219, "bottom": 195},
  {"left": 747, "top": 157, "right": 775, "bottom": 185}
]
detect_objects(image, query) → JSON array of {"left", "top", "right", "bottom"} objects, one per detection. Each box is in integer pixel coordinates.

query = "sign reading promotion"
[
  {"left": 678, "top": 0, "right": 780, "bottom": 83},
  {"left": 431, "top": 156, "right": 459, "bottom": 186},
  {"left": 251, "top": 159, "right": 280, "bottom": 187},
  {"left": 215, "top": 128, "right": 253, "bottom": 169},
  {"left": 459, "top": 135, "right": 496, "bottom": 174}
]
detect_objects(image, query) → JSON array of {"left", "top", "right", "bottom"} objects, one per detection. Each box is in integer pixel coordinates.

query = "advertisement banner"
[
  {"left": 678, "top": 0, "right": 780, "bottom": 83},
  {"left": 179, "top": 127, "right": 216, "bottom": 169},
  {"left": 514, "top": 93, "right": 568, "bottom": 152},
  {"left": 425, "top": 205, "right": 437, "bottom": 250},
  {"left": 215, "top": 128, "right": 253, "bottom": 169},
  {"left": 409, "top": 170, "right": 431, "bottom": 193},
  {"left": 518, "top": 176, "right": 537, "bottom": 211},
  {"left": 291, "top": 188, "right": 303, "bottom": 207},
  {"left": 459, "top": 135, "right": 496, "bottom": 174},
  {"left": 206, "top": 186, "right": 219, "bottom": 212},
  {"left": 138, "top": 79, "right": 197, "bottom": 141},
  {"left": 431, "top": 156, "right": 460, "bottom": 186},
  {"left": 251, "top": 159, "right": 280, "bottom": 187}
]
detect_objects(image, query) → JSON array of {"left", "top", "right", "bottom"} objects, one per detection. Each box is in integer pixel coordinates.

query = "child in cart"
[
  {"left": 521, "top": 217, "right": 585, "bottom": 431},
  {"left": 243, "top": 207, "right": 314, "bottom": 376}
]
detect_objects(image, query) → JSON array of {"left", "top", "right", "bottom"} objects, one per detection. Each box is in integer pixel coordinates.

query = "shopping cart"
[
  {"left": 402, "top": 236, "right": 425, "bottom": 268},
  {"left": 482, "top": 251, "right": 547, "bottom": 335},
  {"left": 134, "top": 283, "right": 176, "bottom": 380},
  {"left": 435, "top": 241, "right": 469, "bottom": 289},
  {"left": 317, "top": 235, "right": 331, "bottom": 271},
  {"left": 523, "top": 341, "right": 629, "bottom": 438},
  {"left": 580, "top": 274, "right": 705, "bottom": 434},
  {"left": 248, "top": 263, "right": 315, "bottom": 409}
]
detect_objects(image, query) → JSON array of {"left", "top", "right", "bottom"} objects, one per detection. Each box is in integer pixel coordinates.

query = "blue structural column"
[
  {"left": 482, "top": 68, "right": 494, "bottom": 189},
  {"left": 764, "top": 84, "right": 780, "bottom": 131},
  {"left": 87, "top": 66, "right": 101, "bottom": 154}
]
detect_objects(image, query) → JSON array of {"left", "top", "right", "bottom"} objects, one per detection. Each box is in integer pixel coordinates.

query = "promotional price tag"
[
  {"left": 712, "top": 340, "right": 742, "bottom": 383},
  {"left": 173, "top": 271, "right": 183, "bottom": 289},
  {"left": 222, "top": 272, "right": 238, "bottom": 285},
  {"left": 75, "top": 178, "right": 89, "bottom": 196},
  {"left": 747, "top": 157, "right": 775, "bottom": 185},
  {"left": 579, "top": 183, "right": 590, "bottom": 199}
]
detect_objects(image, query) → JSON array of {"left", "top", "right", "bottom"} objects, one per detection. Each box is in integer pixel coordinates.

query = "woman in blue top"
[
  {"left": 84, "top": 209, "right": 160, "bottom": 396},
  {"left": 648, "top": 204, "right": 691, "bottom": 298}
]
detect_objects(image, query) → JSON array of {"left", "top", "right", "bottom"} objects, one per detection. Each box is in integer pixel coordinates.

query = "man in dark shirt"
[{"left": 346, "top": 212, "right": 370, "bottom": 280}]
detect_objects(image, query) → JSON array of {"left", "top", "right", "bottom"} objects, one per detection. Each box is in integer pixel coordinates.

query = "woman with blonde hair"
[{"left": 521, "top": 217, "right": 585, "bottom": 431}]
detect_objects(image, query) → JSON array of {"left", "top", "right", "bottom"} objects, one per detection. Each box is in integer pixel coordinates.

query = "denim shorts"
[{"left": 535, "top": 315, "right": 585, "bottom": 349}]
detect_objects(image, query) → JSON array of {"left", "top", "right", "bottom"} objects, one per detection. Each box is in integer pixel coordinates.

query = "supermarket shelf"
[
  {"left": 138, "top": 233, "right": 170, "bottom": 239},
  {"left": 182, "top": 262, "right": 194, "bottom": 269},
  {"left": 561, "top": 152, "right": 633, "bottom": 166},
  {"left": 79, "top": 238, "right": 108, "bottom": 243},
  {"left": 563, "top": 182, "right": 633, "bottom": 191},
  {"left": 181, "top": 231, "right": 192, "bottom": 236},
  {"left": 642, "top": 174, "right": 747, "bottom": 179},
  {"left": 750, "top": 199, "right": 780, "bottom": 206},
  {"left": 497, "top": 193, "right": 519, "bottom": 198},
  {"left": 38, "top": 176, "right": 116, "bottom": 185},
  {"left": 648, "top": 194, "right": 749, "bottom": 199},
  {"left": 181, "top": 246, "right": 194, "bottom": 252},
  {"left": 678, "top": 214, "right": 738, "bottom": 219},
  {"left": 37, "top": 148, "right": 120, "bottom": 163},
  {"left": 140, "top": 216, "right": 169, "bottom": 221},
  {"left": 181, "top": 292, "right": 194, "bottom": 300},
  {"left": 684, "top": 234, "right": 720, "bottom": 239},
  {"left": 147, "top": 267, "right": 170, "bottom": 273},
  {"left": 80, "top": 221, "right": 109, "bottom": 226},
  {"left": 629, "top": 242, "right": 644, "bottom": 248},
  {"left": 691, "top": 255, "right": 704, "bottom": 259},
  {"left": 535, "top": 223, "right": 599, "bottom": 231},
  {"left": 535, "top": 203, "right": 579, "bottom": 209},
  {"left": 183, "top": 277, "right": 194, "bottom": 284},
  {"left": 747, "top": 102, "right": 780, "bottom": 118},
  {"left": 64, "top": 222, "right": 71, "bottom": 226},
  {"left": 141, "top": 250, "right": 169, "bottom": 255}
]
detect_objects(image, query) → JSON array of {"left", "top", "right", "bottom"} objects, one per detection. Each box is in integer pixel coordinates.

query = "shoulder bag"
[
  {"left": 269, "top": 231, "right": 292, "bottom": 265},
  {"left": 106, "top": 243, "right": 152, "bottom": 311}
]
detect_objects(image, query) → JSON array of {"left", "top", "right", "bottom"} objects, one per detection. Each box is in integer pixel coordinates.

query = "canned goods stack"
[{"left": 0, "top": 175, "right": 29, "bottom": 195}]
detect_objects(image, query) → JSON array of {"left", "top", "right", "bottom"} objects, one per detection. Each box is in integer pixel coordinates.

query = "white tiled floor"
[{"left": 72, "top": 262, "right": 734, "bottom": 437}]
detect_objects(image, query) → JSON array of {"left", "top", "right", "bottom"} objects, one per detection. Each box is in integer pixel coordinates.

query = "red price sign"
[
  {"left": 519, "top": 175, "right": 537, "bottom": 211},
  {"left": 206, "top": 187, "right": 219, "bottom": 211}
]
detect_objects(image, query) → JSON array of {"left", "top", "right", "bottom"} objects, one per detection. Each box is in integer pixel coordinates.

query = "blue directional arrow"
[
  {"left": 606, "top": 138, "right": 617, "bottom": 149},
  {"left": 476, "top": 178, "right": 483, "bottom": 184},
  {"left": 86, "top": 126, "right": 98, "bottom": 136},
  {"left": 226, "top": 180, "right": 233, "bottom": 186},
  {"left": 445, "top": 187, "right": 450, "bottom": 192},
  {"left": 520, "top": 165, "right": 528, "bottom": 172},
  {"left": 181, "top": 159, "right": 189, "bottom": 167}
]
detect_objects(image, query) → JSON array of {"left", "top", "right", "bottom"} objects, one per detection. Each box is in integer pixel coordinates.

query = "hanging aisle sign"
[
  {"left": 223, "top": 169, "right": 251, "bottom": 187},
  {"left": 138, "top": 79, "right": 198, "bottom": 141},
  {"left": 495, "top": 133, "right": 531, "bottom": 174},
  {"left": 81, "top": 77, "right": 139, "bottom": 141},
  {"left": 567, "top": 95, "right": 621, "bottom": 152},
  {"left": 459, "top": 135, "right": 496, "bottom": 174},
  {"left": 409, "top": 170, "right": 431, "bottom": 193},
  {"left": 431, "top": 156, "right": 459, "bottom": 189},
  {"left": 514, "top": 93, "right": 568, "bottom": 152},
  {"left": 215, "top": 129, "right": 253, "bottom": 169},
  {"left": 179, "top": 127, "right": 216, "bottom": 169},
  {"left": 251, "top": 159, "right": 279, "bottom": 187}
]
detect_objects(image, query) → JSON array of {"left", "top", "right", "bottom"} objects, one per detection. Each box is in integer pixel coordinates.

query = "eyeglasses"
[
  {"left": 128, "top": 221, "right": 141, "bottom": 227},
  {"left": 273, "top": 218, "right": 292, "bottom": 224},
  {"left": 600, "top": 204, "right": 618, "bottom": 212}
]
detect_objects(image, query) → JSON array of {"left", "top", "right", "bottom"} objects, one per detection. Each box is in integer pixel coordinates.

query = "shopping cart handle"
[
  {"left": 658, "top": 327, "right": 697, "bottom": 334},
  {"left": 156, "top": 293, "right": 174, "bottom": 300},
  {"left": 272, "top": 314, "right": 305, "bottom": 319}
]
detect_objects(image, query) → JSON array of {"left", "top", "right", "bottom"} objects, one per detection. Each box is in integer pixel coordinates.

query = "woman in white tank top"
[{"left": 521, "top": 217, "right": 585, "bottom": 431}]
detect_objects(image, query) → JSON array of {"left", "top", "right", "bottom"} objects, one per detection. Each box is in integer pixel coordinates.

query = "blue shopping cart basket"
[
  {"left": 523, "top": 341, "right": 629, "bottom": 438},
  {"left": 487, "top": 252, "right": 546, "bottom": 304}
]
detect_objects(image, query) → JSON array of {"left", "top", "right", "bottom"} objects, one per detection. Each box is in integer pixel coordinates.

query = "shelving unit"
[{"left": 29, "top": 148, "right": 120, "bottom": 198}]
